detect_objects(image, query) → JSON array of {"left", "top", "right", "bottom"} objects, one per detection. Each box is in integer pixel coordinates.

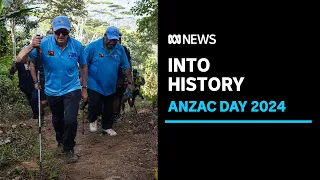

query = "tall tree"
[
  {"left": 121, "top": 30, "right": 154, "bottom": 68},
  {"left": 31, "top": 0, "right": 87, "bottom": 23},
  {"left": 0, "top": 0, "right": 10, "bottom": 57},
  {"left": 131, "top": 0, "right": 158, "bottom": 45},
  {"left": 1, "top": 0, "right": 38, "bottom": 60}
]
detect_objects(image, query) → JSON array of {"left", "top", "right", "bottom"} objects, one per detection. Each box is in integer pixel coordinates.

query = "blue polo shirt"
[
  {"left": 29, "top": 35, "right": 86, "bottom": 96},
  {"left": 85, "top": 38, "right": 130, "bottom": 96}
]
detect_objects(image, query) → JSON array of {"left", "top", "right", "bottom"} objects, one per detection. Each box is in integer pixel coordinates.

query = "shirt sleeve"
[
  {"left": 84, "top": 45, "right": 92, "bottom": 65},
  {"left": 29, "top": 48, "right": 37, "bottom": 64},
  {"left": 120, "top": 46, "right": 130, "bottom": 71},
  {"left": 78, "top": 44, "right": 86, "bottom": 65}
]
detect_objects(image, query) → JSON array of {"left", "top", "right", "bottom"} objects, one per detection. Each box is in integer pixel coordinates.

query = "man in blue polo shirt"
[
  {"left": 85, "top": 26, "right": 133, "bottom": 136},
  {"left": 16, "top": 16, "right": 88, "bottom": 164}
]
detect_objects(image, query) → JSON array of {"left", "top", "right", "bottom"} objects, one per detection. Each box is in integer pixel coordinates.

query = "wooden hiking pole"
[{"left": 82, "top": 100, "right": 85, "bottom": 135}]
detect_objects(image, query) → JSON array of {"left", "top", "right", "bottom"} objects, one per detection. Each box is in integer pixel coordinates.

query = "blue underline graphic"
[{"left": 165, "top": 120, "right": 312, "bottom": 124}]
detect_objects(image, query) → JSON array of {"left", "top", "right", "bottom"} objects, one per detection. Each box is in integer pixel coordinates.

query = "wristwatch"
[{"left": 82, "top": 85, "right": 88, "bottom": 89}]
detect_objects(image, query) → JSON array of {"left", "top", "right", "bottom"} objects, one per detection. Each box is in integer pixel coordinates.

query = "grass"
[
  {"left": 0, "top": 78, "right": 61, "bottom": 179},
  {"left": 0, "top": 124, "right": 60, "bottom": 179}
]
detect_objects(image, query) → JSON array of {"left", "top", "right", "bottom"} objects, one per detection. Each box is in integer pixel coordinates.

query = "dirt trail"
[{"left": 36, "top": 102, "right": 157, "bottom": 180}]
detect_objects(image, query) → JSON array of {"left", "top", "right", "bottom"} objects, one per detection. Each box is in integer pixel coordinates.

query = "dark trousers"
[
  {"left": 31, "top": 89, "right": 46, "bottom": 117},
  {"left": 132, "top": 89, "right": 144, "bottom": 102},
  {"left": 113, "top": 85, "right": 125, "bottom": 115},
  {"left": 87, "top": 89, "right": 114, "bottom": 129},
  {"left": 25, "top": 92, "right": 37, "bottom": 116},
  {"left": 47, "top": 89, "right": 81, "bottom": 151}
]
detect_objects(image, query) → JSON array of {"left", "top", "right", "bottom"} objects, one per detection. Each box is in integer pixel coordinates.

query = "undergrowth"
[{"left": 0, "top": 75, "right": 60, "bottom": 180}]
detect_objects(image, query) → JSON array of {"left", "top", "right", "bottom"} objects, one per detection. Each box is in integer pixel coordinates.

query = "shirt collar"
[{"left": 51, "top": 35, "right": 71, "bottom": 48}]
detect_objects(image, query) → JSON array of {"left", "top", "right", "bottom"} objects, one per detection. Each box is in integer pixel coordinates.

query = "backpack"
[
  {"left": 116, "top": 45, "right": 131, "bottom": 86},
  {"left": 140, "top": 76, "right": 145, "bottom": 85}
]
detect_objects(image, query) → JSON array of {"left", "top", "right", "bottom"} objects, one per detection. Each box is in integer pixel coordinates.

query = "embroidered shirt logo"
[
  {"left": 68, "top": 52, "right": 77, "bottom": 57},
  {"left": 113, "top": 54, "right": 119, "bottom": 59},
  {"left": 48, "top": 50, "right": 54, "bottom": 56}
]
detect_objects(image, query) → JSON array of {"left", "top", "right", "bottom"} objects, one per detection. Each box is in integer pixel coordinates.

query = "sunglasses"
[{"left": 54, "top": 30, "right": 69, "bottom": 36}]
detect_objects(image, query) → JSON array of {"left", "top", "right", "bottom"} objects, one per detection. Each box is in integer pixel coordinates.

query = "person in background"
[
  {"left": 9, "top": 58, "right": 37, "bottom": 119},
  {"left": 132, "top": 69, "right": 145, "bottom": 103},
  {"left": 112, "top": 32, "right": 132, "bottom": 122}
]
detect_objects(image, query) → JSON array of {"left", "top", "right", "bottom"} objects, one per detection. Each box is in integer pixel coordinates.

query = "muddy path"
[{"left": 38, "top": 102, "right": 157, "bottom": 180}]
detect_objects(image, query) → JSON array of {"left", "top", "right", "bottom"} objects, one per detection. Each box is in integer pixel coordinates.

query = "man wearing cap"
[
  {"left": 85, "top": 26, "right": 133, "bottom": 136},
  {"left": 16, "top": 15, "right": 88, "bottom": 164}
]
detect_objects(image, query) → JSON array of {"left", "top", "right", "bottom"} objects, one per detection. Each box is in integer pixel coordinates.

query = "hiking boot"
[
  {"left": 89, "top": 120, "right": 97, "bottom": 132},
  {"left": 64, "top": 149, "right": 78, "bottom": 164},
  {"left": 57, "top": 143, "right": 64, "bottom": 153},
  {"left": 33, "top": 114, "right": 38, "bottom": 119},
  {"left": 102, "top": 128, "right": 117, "bottom": 136}
]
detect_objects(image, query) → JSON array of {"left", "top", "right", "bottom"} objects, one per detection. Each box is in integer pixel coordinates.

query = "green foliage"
[
  {"left": 83, "top": 18, "right": 109, "bottom": 45},
  {"left": 0, "top": 0, "right": 38, "bottom": 21},
  {"left": 0, "top": 21, "right": 9, "bottom": 56},
  {"left": 120, "top": 11, "right": 132, "bottom": 15},
  {"left": 85, "top": 18, "right": 109, "bottom": 28},
  {"left": 32, "top": 0, "right": 88, "bottom": 23},
  {"left": 91, "top": 1, "right": 113, "bottom": 5},
  {"left": 105, "top": 11, "right": 117, "bottom": 17},
  {"left": 141, "top": 56, "right": 158, "bottom": 101},
  {"left": 0, "top": 75, "right": 30, "bottom": 124},
  {"left": 0, "top": 122, "right": 61, "bottom": 179},
  {"left": 121, "top": 31, "right": 154, "bottom": 68},
  {"left": 108, "top": 4, "right": 124, "bottom": 9},
  {"left": 131, "top": 0, "right": 158, "bottom": 44},
  {"left": 91, "top": 10, "right": 117, "bottom": 18},
  {"left": 0, "top": 56, "right": 13, "bottom": 75}
]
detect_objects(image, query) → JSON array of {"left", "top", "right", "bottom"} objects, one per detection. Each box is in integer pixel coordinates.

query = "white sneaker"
[
  {"left": 89, "top": 121, "right": 97, "bottom": 132},
  {"left": 102, "top": 129, "right": 117, "bottom": 136}
]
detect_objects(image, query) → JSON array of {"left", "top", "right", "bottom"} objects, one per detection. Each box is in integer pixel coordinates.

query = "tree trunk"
[
  {"left": 10, "top": 19, "right": 16, "bottom": 91},
  {"left": 10, "top": 18, "right": 16, "bottom": 61}
]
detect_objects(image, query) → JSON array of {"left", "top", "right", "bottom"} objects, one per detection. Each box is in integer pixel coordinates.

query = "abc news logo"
[{"left": 168, "top": 34, "right": 216, "bottom": 45}]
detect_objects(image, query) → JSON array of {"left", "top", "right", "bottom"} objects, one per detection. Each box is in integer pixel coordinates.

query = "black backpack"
[{"left": 117, "top": 45, "right": 131, "bottom": 85}]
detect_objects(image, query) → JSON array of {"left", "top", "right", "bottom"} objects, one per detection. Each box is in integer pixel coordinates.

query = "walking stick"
[
  {"left": 36, "top": 34, "right": 42, "bottom": 177},
  {"left": 82, "top": 100, "right": 84, "bottom": 135}
]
